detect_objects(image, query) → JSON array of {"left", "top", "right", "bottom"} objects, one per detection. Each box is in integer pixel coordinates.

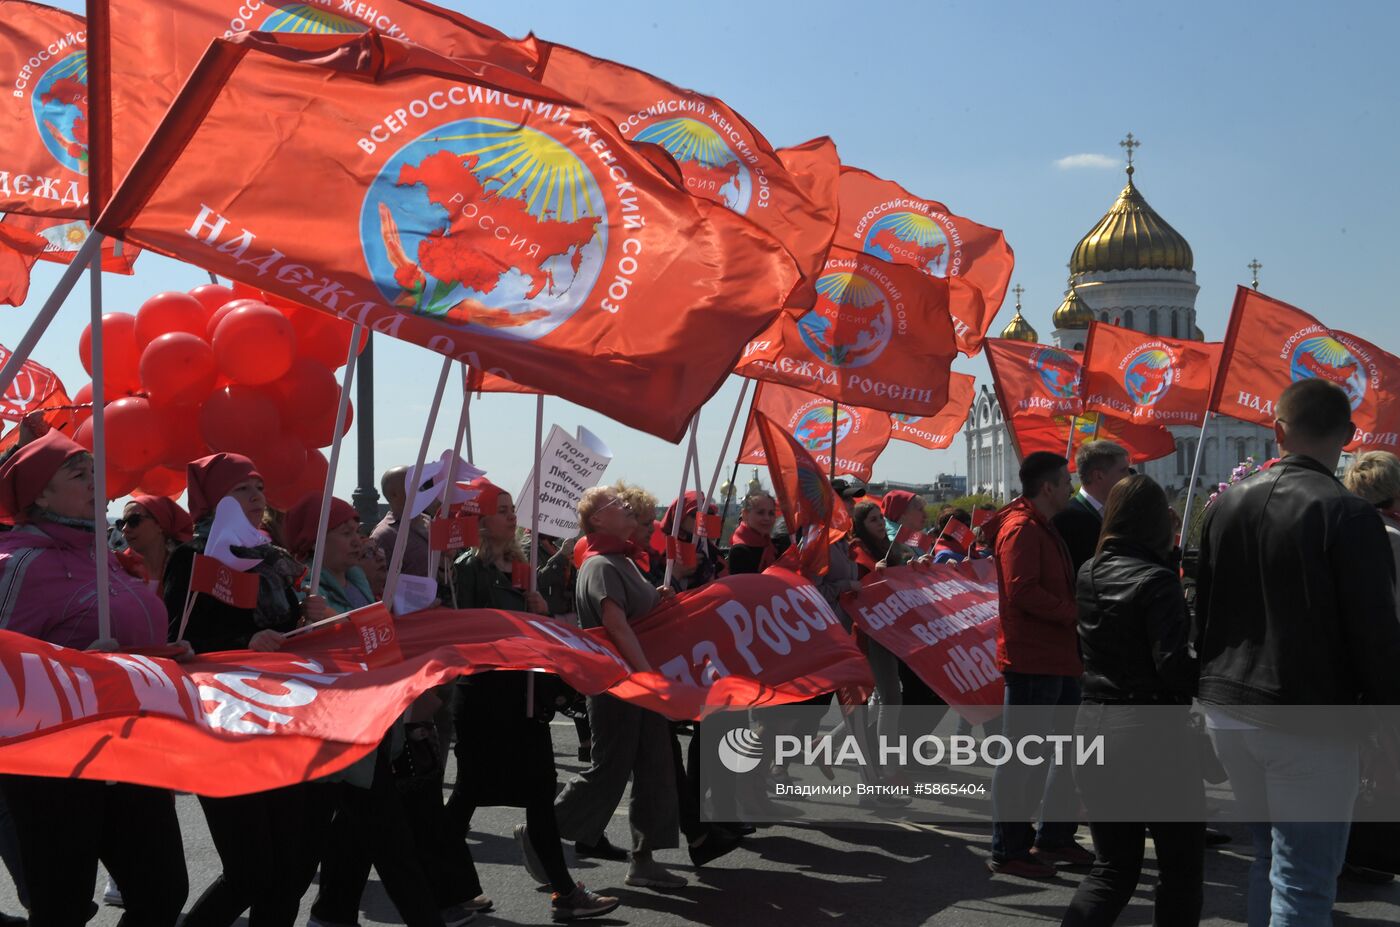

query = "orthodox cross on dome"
[
  {"left": 1119, "top": 133, "right": 1140, "bottom": 177},
  {"left": 1012, "top": 283, "right": 1024, "bottom": 310},
  {"left": 1248, "top": 258, "right": 1262, "bottom": 291}
]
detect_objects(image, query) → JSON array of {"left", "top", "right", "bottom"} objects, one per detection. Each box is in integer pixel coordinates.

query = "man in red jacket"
[{"left": 983, "top": 451, "right": 1092, "bottom": 878}]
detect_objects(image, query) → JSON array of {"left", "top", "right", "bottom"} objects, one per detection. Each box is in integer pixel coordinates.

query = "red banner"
[
  {"left": 736, "top": 247, "right": 957, "bottom": 415},
  {"left": 984, "top": 338, "right": 1084, "bottom": 421},
  {"left": 843, "top": 561, "right": 1003, "bottom": 723},
  {"left": 0, "top": 1, "right": 89, "bottom": 218},
  {"left": 87, "top": 0, "right": 541, "bottom": 214},
  {"left": 0, "top": 568, "right": 870, "bottom": 794},
  {"left": 1, "top": 213, "right": 139, "bottom": 272},
  {"left": 190, "top": 553, "right": 260, "bottom": 608},
  {"left": 1211, "top": 287, "right": 1400, "bottom": 452},
  {"left": 0, "top": 223, "right": 45, "bottom": 306},
  {"left": 836, "top": 166, "right": 1009, "bottom": 356},
  {"left": 0, "top": 344, "right": 61, "bottom": 422},
  {"left": 537, "top": 43, "right": 837, "bottom": 308},
  {"left": 889, "top": 372, "right": 977, "bottom": 450},
  {"left": 738, "top": 382, "right": 891, "bottom": 482},
  {"left": 1080, "top": 320, "right": 1221, "bottom": 427},
  {"left": 94, "top": 32, "right": 798, "bottom": 442}
]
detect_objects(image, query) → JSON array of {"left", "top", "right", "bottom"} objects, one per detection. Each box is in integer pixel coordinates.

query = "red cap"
[
  {"left": 0, "top": 430, "right": 86, "bottom": 519},
  {"left": 186, "top": 453, "right": 261, "bottom": 523},
  {"left": 283, "top": 493, "right": 358, "bottom": 559},
  {"left": 129, "top": 494, "right": 195, "bottom": 543},
  {"left": 463, "top": 477, "right": 505, "bottom": 517},
  {"left": 880, "top": 490, "right": 916, "bottom": 523}
]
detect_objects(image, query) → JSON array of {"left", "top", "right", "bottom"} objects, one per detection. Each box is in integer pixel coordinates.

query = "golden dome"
[
  {"left": 1000, "top": 309, "right": 1038, "bottom": 343},
  {"left": 1070, "top": 168, "right": 1193, "bottom": 275},
  {"left": 1052, "top": 283, "right": 1094, "bottom": 330}
]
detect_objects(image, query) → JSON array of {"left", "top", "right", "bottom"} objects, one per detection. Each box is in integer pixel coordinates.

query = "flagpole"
[
  {"left": 706, "top": 378, "right": 751, "bottom": 504},
  {"left": 206, "top": 271, "right": 219, "bottom": 285},
  {"left": 382, "top": 355, "right": 452, "bottom": 612},
  {"left": 463, "top": 366, "right": 475, "bottom": 465},
  {"left": 526, "top": 393, "right": 545, "bottom": 719},
  {"left": 426, "top": 365, "right": 473, "bottom": 585},
  {"left": 829, "top": 397, "right": 839, "bottom": 481},
  {"left": 1177, "top": 411, "right": 1213, "bottom": 548},
  {"left": 663, "top": 415, "right": 699, "bottom": 589},
  {"left": 87, "top": 239, "right": 111, "bottom": 643},
  {"left": 306, "top": 324, "right": 364, "bottom": 598},
  {"left": 0, "top": 234, "right": 102, "bottom": 398}
]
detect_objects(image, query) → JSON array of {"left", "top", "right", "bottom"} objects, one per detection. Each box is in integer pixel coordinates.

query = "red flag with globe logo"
[
  {"left": 536, "top": 43, "right": 839, "bottom": 310},
  {"left": 1009, "top": 411, "right": 1175, "bottom": 467},
  {"left": 86, "top": 0, "right": 543, "bottom": 215},
  {"left": 1, "top": 212, "right": 139, "bottom": 273},
  {"left": 889, "top": 372, "right": 977, "bottom": 450},
  {"left": 0, "top": 1, "right": 91, "bottom": 219},
  {"left": 749, "top": 410, "right": 853, "bottom": 578},
  {"left": 1080, "top": 320, "right": 1221, "bottom": 427},
  {"left": 735, "top": 246, "right": 957, "bottom": 415},
  {"left": 94, "top": 31, "right": 798, "bottom": 442},
  {"left": 1210, "top": 286, "right": 1400, "bottom": 452},
  {"left": 836, "top": 166, "right": 1009, "bottom": 356},
  {"left": 737, "top": 382, "right": 891, "bottom": 482},
  {"left": 983, "top": 338, "right": 1085, "bottom": 421}
]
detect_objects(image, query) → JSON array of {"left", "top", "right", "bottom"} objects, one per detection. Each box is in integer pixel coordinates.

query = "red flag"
[
  {"left": 429, "top": 515, "right": 480, "bottom": 552},
  {"left": 1009, "top": 411, "right": 1175, "bottom": 467},
  {"left": 971, "top": 507, "right": 993, "bottom": 529},
  {"left": 94, "top": 32, "right": 798, "bottom": 442},
  {"left": 749, "top": 411, "right": 852, "bottom": 578},
  {"left": 0, "top": 344, "right": 61, "bottom": 421},
  {"left": 0, "top": 1, "right": 89, "bottom": 218},
  {"left": 1211, "top": 287, "right": 1400, "bottom": 452},
  {"left": 87, "top": 0, "right": 542, "bottom": 214},
  {"left": 1080, "top": 320, "right": 1221, "bottom": 427},
  {"left": 736, "top": 246, "right": 957, "bottom": 415},
  {"left": 738, "top": 383, "right": 891, "bottom": 483},
  {"left": 0, "top": 382, "right": 77, "bottom": 461},
  {"left": 0, "top": 222, "right": 46, "bottom": 305},
  {"left": 893, "top": 524, "right": 933, "bottom": 553},
  {"left": 775, "top": 137, "right": 841, "bottom": 309},
  {"left": 537, "top": 44, "right": 838, "bottom": 307},
  {"left": 190, "top": 553, "right": 260, "bottom": 609},
  {"left": 889, "top": 372, "right": 977, "bottom": 450},
  {"left": 665, "top": 536, "right": 698, "bottom": 568},
  {"left": 1, "top": 213, "right": 139, "bottom": 272},
  {"left": 983, "top": 338, "right": 1084, "bottom": 421},
  {"left": 348, "top": 603, "right": 403, "bottom": 668},
  {"left": 937, "top": 518, "right": 974, "bottom": 553},
  {"left": 836, "top": 166, "right": 1010, "bottom": 356}
]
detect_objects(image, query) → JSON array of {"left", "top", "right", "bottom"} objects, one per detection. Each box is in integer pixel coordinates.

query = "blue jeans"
[
  {"left": 1209, "top": 726, "right": 1359, "bottom": 927},
  {"left": 990, "top": 671, "right": 1081, "bottom": 861}
]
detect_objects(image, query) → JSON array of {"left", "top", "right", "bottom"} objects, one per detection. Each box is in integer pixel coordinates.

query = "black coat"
[
  {"left": 1052, "top": 494, "right": 1103, "bottom": 575},
  {"left": 1195, "top": 455, "right": 1400, "bottom": 712},
  {"left": 1077, "top": 538, "right": 1197, "bottom": 705}
]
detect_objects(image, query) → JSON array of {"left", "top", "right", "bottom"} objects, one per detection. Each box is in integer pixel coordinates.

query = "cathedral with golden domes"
[{"left": 965, "top": 136, "right": 1275, "bottom": 501}]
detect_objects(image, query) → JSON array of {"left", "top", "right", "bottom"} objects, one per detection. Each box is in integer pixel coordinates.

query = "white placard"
[{"left": 515, "top": 425, "right": 613, "bottom": 537}]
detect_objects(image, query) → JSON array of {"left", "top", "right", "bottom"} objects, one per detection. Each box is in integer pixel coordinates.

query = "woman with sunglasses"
[
  {"left": 116, "top": 495, "right": 194, "bottom": 597},
  {"left": 447, "top": 479, "right": 621, "bottom": 921}
]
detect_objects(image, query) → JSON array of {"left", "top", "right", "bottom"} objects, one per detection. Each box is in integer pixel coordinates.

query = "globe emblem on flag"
[
  {"left": 892, "top": 413, "right": 921, "bottom": 424},
  {"left": 792, "top": 405, "right": 852, "bottom": 453},
  {"left": 717, "top": 727, "right": 764, "bottom": 774},
  {"left": 259, "top": 3, "right": 367, "bottom": 33},
  {"left": 633, "top": 117, "right": 752, "bottom": 213},
  {"left": 796, "top": 271, "right": 893, "bottom": 367},
  {"left": 1122, "top": 348, "right": 1175, "bottom": 407},
  {"left": 360, "top": 118, "right": 608, "bottom": 341},
  {"left": 1033, "top": 347, "right": 1081, "bottom": 399},
  {"left": 30, "top": 50, "right": 87, "bottom": 175},
  {"left": 1289, "top": 335, "right": 1367, "bottom": 410},
  {"left": 862, "top": 212, "right": 950, "bottom": 277}
]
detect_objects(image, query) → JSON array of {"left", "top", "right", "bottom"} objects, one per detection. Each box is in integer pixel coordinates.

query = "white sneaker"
[{"left": 102, "top": 879, "right": 123, "bottom": 907}]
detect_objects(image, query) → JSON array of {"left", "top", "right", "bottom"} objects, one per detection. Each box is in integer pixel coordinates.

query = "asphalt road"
[{"left": 1, "top": 720, "right": 1397, "bottom": 926}]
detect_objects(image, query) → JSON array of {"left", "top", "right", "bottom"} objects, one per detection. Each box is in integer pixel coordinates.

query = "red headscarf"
[
  {"left": 573, "top": 532, "right": 650, "bottom": 570},
  {"left": 661, "top": 490, "right": 717, "bottom": 538},
  {"left": 129, "top": 494, "right": 195, "bottom": 543},
  {"left": 0, "top": 430, "right": 86, "bottom": 520},
  {"left": 186, "top": 453, "right": 261, "bottom": 522},
  {"left": 282, "top": 494, "right": 358, "bottom": 559},
  {"left": 880, "top": 490, "right": 916, "bottom": 524},
  {"left": 730, "top": 521, "right": 777, "bottom": 570}
]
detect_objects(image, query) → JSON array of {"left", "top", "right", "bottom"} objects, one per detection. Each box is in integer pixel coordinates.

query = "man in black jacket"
[
  {"left": 1052, "top": 440, "right": 1130, "bottom": 573},
  {"left": 1195, "top": 379, "right": 1400, "bottom": 926}
]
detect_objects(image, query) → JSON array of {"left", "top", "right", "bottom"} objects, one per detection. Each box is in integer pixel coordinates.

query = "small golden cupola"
[
  {"left": 1070, "top": 134, "right": 1193, "bottom": 275},
  {"left": 1052, "top": 280, "right": 1094, "bottom": 330},
  {"left": 999, "top": 284, "right": 1038, "bottom": 342}
]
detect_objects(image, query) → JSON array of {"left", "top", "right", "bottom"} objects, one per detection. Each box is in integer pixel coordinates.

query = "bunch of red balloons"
[{"left": 75, "top": 282, "right": 363, "bottom": 511}]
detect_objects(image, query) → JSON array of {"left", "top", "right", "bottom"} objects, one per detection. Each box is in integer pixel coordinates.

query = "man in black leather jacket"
[{"left": 1194, "top": 379, "right": 1400, "bottom": 926}]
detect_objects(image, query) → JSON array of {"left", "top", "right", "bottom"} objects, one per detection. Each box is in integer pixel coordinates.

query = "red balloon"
[
  {"left": 104, "top": 465, "right": 143, "bottom": 501},
  {"left": 134, "top": 292, "right": 208, "bottom": 347},
  {"left": 139, "top": 333, "right": 218, "bottom": 406},
  {"left": 298, "top": 399, "right": 353, "bottom": 450},
  {"left": 73, "top": 416, "right": 93, "bottom": 450},
  {"left": 186, "top": 284, "right": 234, "bottom": 317},
  {"left": 73, "top": 383, "right": 94, "bottom": 426},
  {"left": 267, "top": 358, "right": 339, "bottom": 428},
  {"left": 205, "top": 298, "right": 266, "bottom": 341},
  {"left": 294, "top": 311, "right": 365, "bottom": 370},
  {"left": 78, "top": 313, "right": 142, "bottom": 396},
  {"left": 213, "top": 304, "right": 296, "bottom": 385},
  {"left": 103, "top": 397, "right": 166, "bottom": 472},
  {"left": 264, "top": 447, "right": 326, "bottom": 511},
  {"left": 251, "top": 432, "right": 308, "bottom": 489},
  {"left": 155, "top": 403, "right": 210, "bottom": 469},
  {"left": 136, "top": 465, "right": 186, "bottom": 499},
  {"left": 199, "top": 386, "right": 281, "bottom": 456}
]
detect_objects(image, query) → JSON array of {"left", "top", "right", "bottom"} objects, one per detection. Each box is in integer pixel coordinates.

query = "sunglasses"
[
  {"left": 597, "top": 496, "right": 639, "bottom": 519},
  {"left": 115, "top": 513, "right": 147, "bottom": 531}
]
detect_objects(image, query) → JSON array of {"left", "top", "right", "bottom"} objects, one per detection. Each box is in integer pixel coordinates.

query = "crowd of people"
[{"left": 0, "top": 376, "right": 1396, "bottom": 926}]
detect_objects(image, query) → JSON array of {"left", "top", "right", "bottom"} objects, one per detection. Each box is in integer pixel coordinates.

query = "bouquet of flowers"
[{"left": 1206, "top": 456, "right": 1283, "bottom": 508}]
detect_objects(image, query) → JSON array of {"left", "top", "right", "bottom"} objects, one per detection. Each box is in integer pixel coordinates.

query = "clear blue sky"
[{"left": 8, "top": 0, "right": 1399, "bottom": 508}]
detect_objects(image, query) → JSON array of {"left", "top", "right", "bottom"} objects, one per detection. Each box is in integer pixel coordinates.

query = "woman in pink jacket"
[{"left": 0, "top": 430, "right": 188, "bottom": 927}]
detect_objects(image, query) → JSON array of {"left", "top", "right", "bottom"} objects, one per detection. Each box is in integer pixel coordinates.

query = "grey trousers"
[{"left": 553, "top": 694, "right": 679, "bottom": 854}]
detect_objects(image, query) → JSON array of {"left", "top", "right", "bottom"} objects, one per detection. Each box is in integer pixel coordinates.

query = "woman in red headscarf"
[
  {"left": 879, "top": 490, "right": 928, "bottom": 566},
  {"left": 116, "top": 494, "right": 194, "bottom": 596},
  {"left": 727, "top": 490, "right": 777, "bottom": 575},
  {"left": 0, "top": 432, "right": 189, "bottom": 927}
]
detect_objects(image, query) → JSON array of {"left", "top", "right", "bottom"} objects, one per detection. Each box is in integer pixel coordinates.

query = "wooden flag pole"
[
  {"left": 306, "top": 324, "right": 364, "bottom": 597},
  {"left": 87, "top": 238, "right": 112, "bottom": 643},
  {"left": 382, "top": 355, "right": 452, "bottom": 611},
  {"left": 0, "top": 234, "right": 102, "bottom": 398}
]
